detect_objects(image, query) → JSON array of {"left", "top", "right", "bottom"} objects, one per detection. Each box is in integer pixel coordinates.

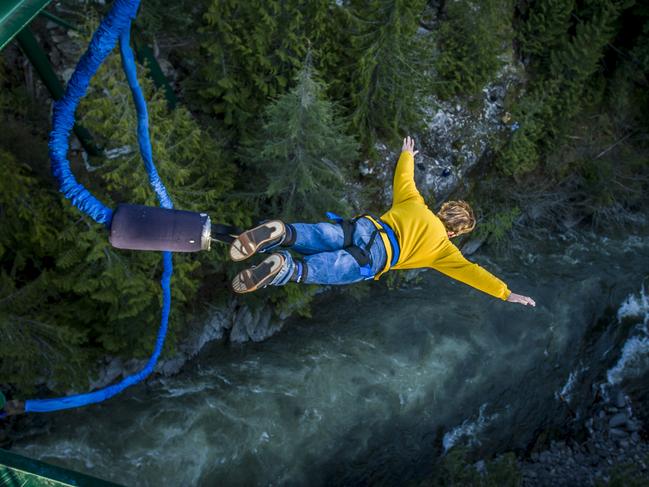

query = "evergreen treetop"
[{"left": 245, "top": 55, "right": 359, "bottom": 222}]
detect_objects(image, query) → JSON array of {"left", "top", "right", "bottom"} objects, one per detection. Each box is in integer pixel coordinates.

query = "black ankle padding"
[{"left": 283, "top": 223, "right": 297, "bottom": 246}]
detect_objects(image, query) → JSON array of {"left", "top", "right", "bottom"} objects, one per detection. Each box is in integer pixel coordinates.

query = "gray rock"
[
  {"left": 609, "top": 412, "right": 628, "bottom": 428},
  {"left": 158, "top": 356, "right": 185, "bottom": 376},
  {"left": 180, "top": 306, "right": 233, "bottom": 356},
  {"left": 626, "top": 420, "right": 641, "bottom": 432},
  {"left": 230, "top": 306, "right": 283, "bottom": 343},
  {"left": 609, "top": 427, "right": 628, "bottom": 439},
  {"left": 372, "top": 57, "right": 525, "bottom": 205},
  {"left": 614, "top": 390, "right": 626, "bottom": 409},
  {"left": 460, "top": 237, "right": 486, "bottom": 256},
  {"left": 88, "top": 357, "right": 124, "bottom": 390}
]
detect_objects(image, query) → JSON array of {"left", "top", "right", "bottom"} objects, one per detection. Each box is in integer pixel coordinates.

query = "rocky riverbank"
[{"left": 518, "top": 387, "right": 649, "bottom": 486}]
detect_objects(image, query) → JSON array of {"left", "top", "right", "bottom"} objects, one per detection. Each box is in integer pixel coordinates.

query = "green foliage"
[
  {"left": 347, "top": 0, "right": 432, "bottom": 148},
  {"left": 0, "top": 149, "right": 87, "bottom": 391},
  {"left": 268, "top": 283, "right": 319, "bottom": 319},
  {"left": 500, "top": 0, "right": 625, "bottom": 177},
  {"left": 483, "top": 0, "right": 649, "bottom": 232},
  {"left": 199, "top": 0, "right": 335, "bottom": 134},
  {"left": 474, "top": 207, "right": 521, "bottom": 247},
  {"left": 518, "top": 0, "right": 575, "bottom": 61},
  {"left": 434, "top": 0, "right": 515, "bottom": 99},
  {"left": 495, "top": 97, "right": 545, "bottom": 176},
  {"left": 429, "top": 447, "right": 522, "bottom": 487},
  {"left": 244, "top": 58, "right": 359, "bottom": 222}
]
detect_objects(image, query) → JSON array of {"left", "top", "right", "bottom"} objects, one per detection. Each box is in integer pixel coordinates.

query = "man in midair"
[{"left": 229, "top": 136, "right": 535, "bottom": 307}]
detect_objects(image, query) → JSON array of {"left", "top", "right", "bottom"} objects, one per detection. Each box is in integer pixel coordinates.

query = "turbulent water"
[{"left": 11, "top": 230, "right": 649, "bottom": 486}]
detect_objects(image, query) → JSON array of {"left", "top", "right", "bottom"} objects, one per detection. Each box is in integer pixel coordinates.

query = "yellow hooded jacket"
[{"left": 369, "top": 151, "right": 511, "bottom": 301}]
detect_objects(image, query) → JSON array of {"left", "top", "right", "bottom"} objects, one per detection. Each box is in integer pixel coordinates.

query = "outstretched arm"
[
  {"left": 392, "top": 136, "right": 424, "bottom": 206},
  {"left": 432, "top": 240, "right": 536, "bottom": 306}
]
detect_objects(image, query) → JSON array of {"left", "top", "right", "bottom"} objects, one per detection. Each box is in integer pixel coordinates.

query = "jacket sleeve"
[
  {"left": 431, "top": 240, "right": 511, "bottom": 300},
  {"left": 392, "top": 151, "right": 424, "bottom": 206}
]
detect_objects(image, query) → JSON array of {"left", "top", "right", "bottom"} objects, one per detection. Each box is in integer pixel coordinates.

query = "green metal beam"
[
  {"left": 0, "top": 0, "right": 51, "bottom": 51},
  {"left": 133, "top": 32, "right": 178, "bottom": 110},
  {"left": 15, "top": 26, "right": 101, "bottom": 156},
  {"left": 0, "top": 449, "right": 123, "bottom": 486},
  {"left": 39, "top": 10, "right": 77, "bottom": 32}
]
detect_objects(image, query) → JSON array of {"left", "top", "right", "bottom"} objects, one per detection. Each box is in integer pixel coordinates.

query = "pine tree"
[
  {"left": 245, "top": 56, "right": 359, "bottom": 221},
  {"left": 434, "top": 0, "right": 515, "bottom": 99},
  {"left": 347, "top": 0, "right": 431, "bottom": 149},
  {"left": 518, "top": 0, "right": 575, "bottom": 62},
  {"left": 0, "top": 145, "right": 90, "bottom": 391},
  {"left": 500, "top": 0, "right": 625, "bottom": 176},
  {"left": 199, "top": 0, "right": 334, "bottom": 136}
]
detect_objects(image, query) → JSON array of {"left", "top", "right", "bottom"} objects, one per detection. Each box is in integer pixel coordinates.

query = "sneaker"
[
  {"left": 229, "top": 220, "right": 286, "bottom": 262},
  {"left": 231, "top": 253, "right": 286, "bottom": 294}
]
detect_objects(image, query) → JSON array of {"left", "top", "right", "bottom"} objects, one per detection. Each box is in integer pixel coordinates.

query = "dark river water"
[{"left": 11, "top": 230, "right": 649, "bottom": 486}]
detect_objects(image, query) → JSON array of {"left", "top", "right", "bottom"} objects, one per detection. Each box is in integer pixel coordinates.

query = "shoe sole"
[
  {"left": 229, "top": 220, "right": 285, "bottom": 262},
  {"left": 231, "top": 254, "right": 285, "bottom": 294}
]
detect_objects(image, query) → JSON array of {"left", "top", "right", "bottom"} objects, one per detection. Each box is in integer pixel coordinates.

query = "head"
[{"left": 437, "top": 200, "right": 476, "bottom": 238}]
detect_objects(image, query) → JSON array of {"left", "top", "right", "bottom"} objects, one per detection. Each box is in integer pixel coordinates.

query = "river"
[{"left": 11, "top": 229, "right": 649, "bottom": 486}]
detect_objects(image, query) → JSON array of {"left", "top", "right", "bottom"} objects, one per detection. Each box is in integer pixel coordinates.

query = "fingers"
[
  {"left": 402, "top": 136, "right": 417, "bottom": 154},
  {"left": 520, "top": 296, "right": 536, "bottom": 307}
]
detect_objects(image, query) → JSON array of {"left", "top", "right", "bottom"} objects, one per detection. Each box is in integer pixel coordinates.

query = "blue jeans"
[{"left": 269, "top": 218, "right": 387, "bottom": 286}]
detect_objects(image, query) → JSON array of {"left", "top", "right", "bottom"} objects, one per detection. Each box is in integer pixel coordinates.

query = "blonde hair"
[{"left": 437, "top": 200, "right": 476, "bottom": 236}]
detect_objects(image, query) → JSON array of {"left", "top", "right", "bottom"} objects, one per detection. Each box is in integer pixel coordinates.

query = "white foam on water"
[
  {"left": 606, "top": 285, "right": 649, "bottom": 385},
  {"left": 607, "top": 336, "right": 649, "bottom": 385},
  {"left": 617, "top": 284, "right": 649, "bottom": 327},
  {"left": 18, "top": 441, "right": 102, "bottom": 470},
  {"left": 555, "top": 365, "right": 589, "bottom": 403},
  {"left": 442, "top": 403, "right": 499, "bottom": 453}
]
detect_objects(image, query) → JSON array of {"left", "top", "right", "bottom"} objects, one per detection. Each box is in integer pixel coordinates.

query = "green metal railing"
[
  {"left": 1, "top": 0, "right": 177, "bottom": 156},
  {"left": 0, "top": 0, "right": 51, "bottom": 50},
  {"left": 0, "top": 449, "right": 123, "bottom": 486}
]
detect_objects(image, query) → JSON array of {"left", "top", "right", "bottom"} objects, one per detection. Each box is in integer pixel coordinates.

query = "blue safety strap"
[
  {"left": 375, "top": 219, "right": 400, "bottom": 268},
  {"left": 9, "top": 0, "right": 175, "bottom": 414},
  {"left": 325, "top": 212, "right": 395, "bottom": 279},
  {"left": 294, "top": 261, "right": 304, "bottom": 283},
  {"left": 325, "top": 211, "right": 344, "bottom": 223}
]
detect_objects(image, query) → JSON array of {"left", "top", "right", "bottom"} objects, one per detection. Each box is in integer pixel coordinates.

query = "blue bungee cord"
[{"left": 1, "top": 0, "right": 174, "bottom": 416}]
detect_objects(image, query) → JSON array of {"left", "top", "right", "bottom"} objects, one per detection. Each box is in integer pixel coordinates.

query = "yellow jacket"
[{"left": 373, "top": 151, "right": 511, "bottom": 301}]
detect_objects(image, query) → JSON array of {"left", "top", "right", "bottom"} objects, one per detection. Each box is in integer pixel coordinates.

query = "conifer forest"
[{"left": 1, "top": 1, "right": 649, "bottom": 485}]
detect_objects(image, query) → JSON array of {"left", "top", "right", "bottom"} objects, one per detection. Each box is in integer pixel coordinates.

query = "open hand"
[
  {"left": 506, "top": 292, "right": 536, "bottom": 307},
  {"left": 402, "top": 136, "right": 419, "bottom": 156}
]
